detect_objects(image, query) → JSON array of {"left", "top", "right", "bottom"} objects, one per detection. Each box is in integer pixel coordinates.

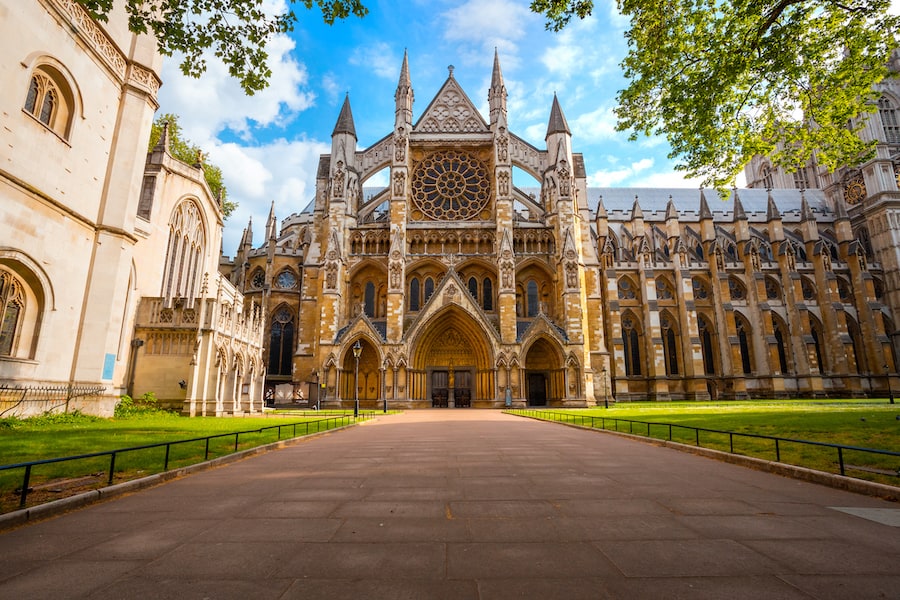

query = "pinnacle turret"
[
  {"left": 395, "top": 49, "right": 414, "bottom": 127},
  {"left": 766, "top": 191, "right": 781, "bottom": 221},
  {"left": 545, "top": 94, "right": 571, "bottom": 139},
  {"left": 489, "top": 48, "right": 507, "bottom": 126},
  {"left": 332, "top": 94, "right": 357, "bottom": 139}
]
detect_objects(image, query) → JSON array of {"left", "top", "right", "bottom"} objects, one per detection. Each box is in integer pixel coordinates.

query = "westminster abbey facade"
[{"left": 229, "top": 52, "right": 900, "bottom": 407}]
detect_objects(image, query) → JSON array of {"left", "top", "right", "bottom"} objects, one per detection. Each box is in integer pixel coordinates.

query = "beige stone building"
[
  {"left": 0, "top": 0, "right": 264, "bottom": 416},
  {"left": 230, "top": 52, "right": 898, "bottom": 407}
]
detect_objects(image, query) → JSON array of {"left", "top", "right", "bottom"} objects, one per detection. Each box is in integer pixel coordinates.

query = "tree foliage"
[
  {"left": 76, "top": 0, "right": 367, "bottom": 95},
  {"left": 533, "top": 0, "right": 899, "bottom": 188},
  {"left": 149, "top": 113, "right": 237, "bottom": 218}
]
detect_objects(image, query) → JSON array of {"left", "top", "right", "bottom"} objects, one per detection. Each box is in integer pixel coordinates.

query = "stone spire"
[
  {"left": 631, "top": 195, "right": 644, "bottom": 220},
  {"left": 242, "top": 216, "right": 253, "bottom": 248},
  {"left": 545, "top": 93, "right": 571, "bottom": 139},
  {"left": 395, "top": 49, "right": 414, "bottom": 128},
  {"left": 766, "top": 191, "right": 781, "bottom": 221},
  {"left": 799, "top": 191, "right": 819, "bottom": 242},
  {"left": 800, "top": 192, "right": 815, "bottom": 222},
  {"left": 154, "top": 120, "right": 171, "bottom": 154},
  {"left": 489, "top": 48, "right": 507, "bottom": 127},
  {"left": 732, "top": 189, "right": 747, "bottom": 221},
  {"left": 833, "top": 195, "right": 849, "bottom": 221},
  {"left": 595, "top": 195, "right": 608, "bottom": 240},
  {"left": 266, "top": 201, "right": 277, "bottom": 241},
  {"left": 665, "top": 195, "right": 678, "bottom": 221},
  {"left": 596, "top": 194, "right": 607, "bottom": 219},
  {"left": 698, "top": 188, "right": 715, "bottom": 242},
  {"left": 332, "top": 93, "right": 357, "bottom": 139},
  {"left": 733, "top": 189, "right": 749, "bottom": 242},
  {"left": 698, "top": 188, "right": 713, "bottom": 220}
]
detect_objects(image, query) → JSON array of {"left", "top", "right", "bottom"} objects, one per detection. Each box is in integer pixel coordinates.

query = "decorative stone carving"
[{"left": 393, "top": 170, "right": 406, "bottom": 196}]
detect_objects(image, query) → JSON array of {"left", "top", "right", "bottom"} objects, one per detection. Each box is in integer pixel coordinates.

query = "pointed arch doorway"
[
  {"left": 524, "top": 337, "right": 564, "bottom": 406},
  {"left": 411, "top": 308, "right": 494, "bottom": 408}
]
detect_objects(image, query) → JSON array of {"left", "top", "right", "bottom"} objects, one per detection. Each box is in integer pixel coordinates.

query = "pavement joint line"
[
  {"left": 510, "top": 414, "right": 900, "bottom": 502},
  {"left": 0, "top": 421, "right": 360, "bottom": 532}
]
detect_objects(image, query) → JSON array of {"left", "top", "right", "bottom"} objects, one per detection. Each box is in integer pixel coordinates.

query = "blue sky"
[{"left": 157, "top": 0, "right": 711, "bottom": 256}]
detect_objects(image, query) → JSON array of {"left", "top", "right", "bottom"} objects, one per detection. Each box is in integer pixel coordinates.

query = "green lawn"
[
  {"left": 512, "top": 399, "right": 900, "bottom": 486},
  {"left": 0, "top": 411, "right": 361, "bottom": 513}
]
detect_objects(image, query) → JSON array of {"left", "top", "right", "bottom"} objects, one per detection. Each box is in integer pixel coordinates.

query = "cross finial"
[{"left": 448, "top": 65, "right": 455, "bottom": 77}]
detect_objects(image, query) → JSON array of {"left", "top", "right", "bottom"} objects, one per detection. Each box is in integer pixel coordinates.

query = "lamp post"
[
  {"left": 352, "top": 340, "right": 362, "bottom": 418},
  {"left": 886, "top": 364, "right": 895, "bottom": 405},
  {"left": 601, "top": 366, "right": 609, "bottom": 409}
]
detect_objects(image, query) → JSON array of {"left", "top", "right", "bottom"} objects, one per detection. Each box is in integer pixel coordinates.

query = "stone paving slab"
[{"left": 0, "top": 409, "right": 898, "bottom": 599}]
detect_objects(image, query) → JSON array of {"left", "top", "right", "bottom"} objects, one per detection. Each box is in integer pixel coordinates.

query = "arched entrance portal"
[
  {"left": 524, "top": 337, "right": 564, "bottom": 406},
  {"left": 411, "top": 308, "right": 495, "bottom": 407},
  {"left": 340, "top": 338, "right": 382, "bottom": 410}
]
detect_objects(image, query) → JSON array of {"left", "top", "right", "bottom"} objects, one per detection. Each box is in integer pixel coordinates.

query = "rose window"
[{"left": 411, "top": 150, "right": 491, "bottom": 220}]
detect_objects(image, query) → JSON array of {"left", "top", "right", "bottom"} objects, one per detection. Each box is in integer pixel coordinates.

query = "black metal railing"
[
  {"left": 506, "top": 409, "right": 900, "bottom": 481},
  {"left": 1, "top": 413, "right": 375, "bottom": 510}
]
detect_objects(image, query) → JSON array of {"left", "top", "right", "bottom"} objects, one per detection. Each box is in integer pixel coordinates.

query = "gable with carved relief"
[{"left": 415, "top": 77, "right": 488, "bottom": 134}]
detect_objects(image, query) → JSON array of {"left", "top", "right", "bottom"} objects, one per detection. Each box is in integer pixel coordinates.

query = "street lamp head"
[{"left": 353, "top": 340, "right": 362, "bottom": 358}]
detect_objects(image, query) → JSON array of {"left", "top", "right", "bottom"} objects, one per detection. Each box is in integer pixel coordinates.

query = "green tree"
[
  {"left": 149, "top": 113, "right": 237, "bottom": 218},
  {"left": 531, "top": 0, "right": 899, "bottom": 188},
  {"left": 76, "top": 0, "right": 367, "bottom": 95}
]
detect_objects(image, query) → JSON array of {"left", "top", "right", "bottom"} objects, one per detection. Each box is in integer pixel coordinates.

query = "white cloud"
[
  {"left": 570, "top": 105, "right": 619, "bottom": 140},
  {"left": 321, "top": 73, "right": 341, "bottom": 103},
  {"left": 539, "top": 14, "right": 623, "bottom": 83},
  {"left": 349, "top": 42, "right": 398, "bottom": 79},
  {"left": 441, "top": 0, "right": 533, "bottom": 57},
  {"left": 587, "top": 158, "right": 653, "bottom": 186},
  {"left": 158, "top": 33, "right": 315, "bottom": 143},
  {"left": 211, "top": 138, "right": 331, "bottom": 256},
  {"left": 627, "top": 168, "right": 706, "bottom": 189}
]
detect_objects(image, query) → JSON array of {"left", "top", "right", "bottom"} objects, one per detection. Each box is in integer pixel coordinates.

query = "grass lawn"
[
  {"left": 518, "top": 399, "right": 900, "bottom": 486},
  {"left": 0, "top": 411, "right": 360, "bottom": 513}
]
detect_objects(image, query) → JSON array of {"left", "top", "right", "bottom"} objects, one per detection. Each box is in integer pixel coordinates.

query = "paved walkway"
[{"left": 0, "top": 410, "right": 898, "bottom": 599}]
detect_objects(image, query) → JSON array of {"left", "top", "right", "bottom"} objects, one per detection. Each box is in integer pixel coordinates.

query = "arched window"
[
  {"left": 268, "top": 307, "right": 294, "bottom": 375},
  {"left": 661, "top": 315, "right": 679, "bottom": 375},
  {"left": 773, "top": 315, "right": 789, "bottom": 374},
  {"left": 618, "top": 278, "right": 637, "bottom": 300},
  {"left": 409, "top": 277, "right": 420, "bottom": 311},
  {"left": 468, "top": 276, "right": 478, "bottom": 301},
  {"left": 23, "top": 66, "right": 73, "bottom": 138},
  {"left": 364, "top": 282, "right": 375, "bottom": 318},
  {"left": 526, "top": 280, "right": 539, "bottom": 317},
  {"left": 792, "top": 166, "right": 813, "bottom": 190},
  {"left": 424, "top": 277, "right": 434, "bottom": 303},
  {"left": 656, "top": 278, "right": 674, "bottom": 300},
  {"left": 760, "top": 164, "right": 774, "bottom": 189},
  {"left": 765, "top": 277, "right": 781, "bottom": 301},
  {"left": 0, "top": 271, "right": 25, "bottom": 357},
  {"left": 847, "top": 318, "right": 865, "bottom": 374},
  {"left": 728, "top": 277, "right": 747, "bottom": 301},
  {"left": 698, "top": 314, "right": 716, "bottom": 375},
  {"left": 482, "top": 278, "right": 493, "bottom": 311},
  {"left": 161, "top": 201, "right": 206, "bottom": 306},
  {"left": 801, "top": 277, "right": 816, "bottom": 301},
  {"left": 622, "top": 315, "right": 642, "bottom": 376},
  {"left": 692, "top": 277, "right": 710, "bottom": 300},
  {"left": 878, "top": 96, "right": 900, "bottom": 143},
  {"left": 736, "top": 316, "right": 753, "bottom": 374},
  {"left": 809, "top": 315, "right": 826, "bottom": 373}
]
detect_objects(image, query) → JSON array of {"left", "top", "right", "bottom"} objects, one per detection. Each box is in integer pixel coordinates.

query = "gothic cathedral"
[{"left": 229, "top": 52, "right": 899, "bottom": 408}]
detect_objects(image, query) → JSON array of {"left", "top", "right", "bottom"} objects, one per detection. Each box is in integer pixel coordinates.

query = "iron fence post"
[
  {"left": 19, "top": 464, "right": 31, "bottom": 508},
  {"left": 108, "top": 452, "right": 116, "bottom": 486}
]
